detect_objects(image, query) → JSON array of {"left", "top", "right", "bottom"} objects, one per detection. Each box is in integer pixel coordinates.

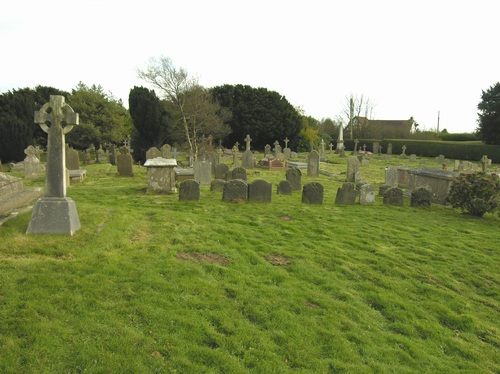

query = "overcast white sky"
[{"left": 1, "top": 0, "right": 499, "bottom": 133}]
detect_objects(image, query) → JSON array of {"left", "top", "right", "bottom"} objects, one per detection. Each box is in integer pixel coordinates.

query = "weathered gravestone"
[
  {"left": 1, "top": 172, "right": 43, "bottom": 220},
  {"left": 346, "top": 156, "right": 360, "bottom": 182},
  {"left": 359, "top": 183, "right": 375, "bottom": 205},
  {"left": 307, "top": 150, "right": 320, "bottom": 177},
  {"left": 161, "top": 144, "right": 172, "bottom": 158},
  {"left": 383, "top": 187, "right": 404, "bottom": 206},
  {"left": 334, "top": 182, "right": 357, "bottom": 205},
  {"left": 386, "top": 143, "right": 393, "bottom": 156},
  {"left": 117, "top": 146, "right": 133, "bottom": 177},
  {"left": 264, "top": 144, "right": 272, "bottom": 156},
  {"left": 24, "top": 145, "right": 43, "bottom": 178},
  {"left": 277, "top": 180, "right": 293, "bottom": 195},
  {"left": 178, "top": 179, "right": 200, "bottom": 201},
  {"left": 214, "top": 163, "right": 230, "bottom": 180},
  {"left": 302, "top": 182, "right": 323, "bottom": 204},
  {"left": 144, "top": 157, "right": 177, "bottom": 193},
  {"left": 373, "top": 142, "right": 379, "bottom": 155},
  {"left": 146, "top": 147, "right": 162, "bottom": 160},
  {"left": 248, "top": 179, "right": 272, "bottom": 203},
  {"left": 210, "top": 179, "right": 227, "bottom": 192},
  {"left": 410, "top": 186, "right": 432, "bottom": 207},
  {"left": 285, "top": 167, "right": 302, "bottom": 191},
  {"left": 27, "top": 95, "right": 81, "bottom": 235},
  {"left": 230, "top": 167, "right": 247, "bottom": 181},
  {"left": 222, "top": 179, "right": 248, "bottom": 202},
  {"left": 65, "top": 145, "right": 80, "bottom": 170},
  {"left": 194, "top": 160, "right": 212, "bottom": 184}
]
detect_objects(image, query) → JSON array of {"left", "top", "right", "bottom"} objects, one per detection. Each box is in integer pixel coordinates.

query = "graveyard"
[{"left": 0, "top": 148, "right": 499, "bottom": 372}]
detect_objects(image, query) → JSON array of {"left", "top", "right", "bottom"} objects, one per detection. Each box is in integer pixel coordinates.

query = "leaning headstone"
[
  {"left": 410, "top": 186, "right": 432, "bottom": 207},
  {"left": 146, "top": 147, "right": 161, "bottom": 160},
  {"left": 248, "top": 179, "right": 272, "bottom": 203},
  {"left": 383, "top": 187, "right": 404, "bottom": 206},
  {"left": 27, "top": 95, "right": 81, "bottom": 235},
  {"left": 230, "top": 167, "right": 247, "bottom": 181},
  {"left": 194, "top": 160, "right": 212, "bottom": 184},
  {"left": 24, "top": 145, "right": 43, "bottom": 179},
  {"left": 214, "top": 163, "right": 230, "bottom": 180},
  {"left": 117, "top": 146, "right": 133, "bottom": 177},
  {"left": 335, "top": 182, "right": 357, "bottom": 205},
  {"left": 210, "top": 179, "right": 226, "bottom": 192},
  {"left": 307, "top": 150, "right": 320, "bottom": 177},
  {"left": 286, "top": 167, "right": 302, "bottom": 191},
  {"left": 222, "top": 179, "right": 248, "bottom": 202},
  {"left": 302, "top": 182, "right": 323, "bottom": 204},
  {"left": 347, "top": 156, "right": 361, "bottom": 183},
  {"left": 359, "top": 184, "right": 375, "bottom": 205},
  {"left": 178, "top": 179, "right": 200, "bottom": 201},
  {"left": 277, "top": 180, "right": 293, "bottom": 195}
]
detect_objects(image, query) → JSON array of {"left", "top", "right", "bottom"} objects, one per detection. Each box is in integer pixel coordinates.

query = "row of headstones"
[{"left": 177, "top": 178, "right": 433, "bottom": 207}]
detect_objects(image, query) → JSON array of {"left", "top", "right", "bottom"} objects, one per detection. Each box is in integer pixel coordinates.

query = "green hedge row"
[{"left": 342, "top": 139, "right": 500, "bottom": 163}]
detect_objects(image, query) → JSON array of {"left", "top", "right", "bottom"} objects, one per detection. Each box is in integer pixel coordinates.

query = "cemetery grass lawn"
[{"left": 1, "top": 157, "right": 499, "bottom": 373}]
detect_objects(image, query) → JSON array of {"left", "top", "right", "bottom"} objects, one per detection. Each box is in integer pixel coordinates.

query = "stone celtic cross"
[
  {"left": 244, "top": 135, "right": 252, "bottom": 151},
  {"left": 34, "top": 95, "right": 79, "bottom": 197}
]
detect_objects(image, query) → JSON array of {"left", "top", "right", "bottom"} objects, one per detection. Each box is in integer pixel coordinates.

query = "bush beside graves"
[
  {"left": 343, "top": 139, "right": 500, "bottom": 162},
  {"left": 446, "top": 172, "right": 500, "bottom": 217}
]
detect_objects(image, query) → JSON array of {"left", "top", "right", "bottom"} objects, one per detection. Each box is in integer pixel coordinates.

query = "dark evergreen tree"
[
  {"left": 210, "top": 84, "right": 302, "bottom": 150},
  {"left": 477, "top": 82, "right": 500, "bottom": 145},
  {"left": 128, "top": 86, "right": 171, "bottom": 163}
]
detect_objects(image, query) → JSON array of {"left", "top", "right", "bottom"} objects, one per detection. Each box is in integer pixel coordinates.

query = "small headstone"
[
  {"left": 264, "top": 144, "right": 271, "bottom": 155},
  {"left": 222, "top": 179, "right": 248, "bottom": 202},
  {"left": 373, "top": 142, "right": 379, "bottom": 155},
  {"left": 24, "top": 145, "right": 43, "bottom": 178},
  {"left": 410, "top": 186, "right": 432, "bottom": 207},
  {"left": 286, "top": 167, "right": 302, "bottom": 191},
  {"left": 335, "top": 182, "right": 357, "bottom": 205},
  {"left": 161, "top": 144, "right": 172, "bottom": 158},
  {"left": 231, "top": 167, "right": 247, "bottom": 181},
  {"left": 378, "top": 184, "right": 392, "bottom": 196},
  {"left": 385, "top": 166, "right": 399, "bottom": 187},
  {"left": 383, "top": 187, "right": 404, "bottom": 206},
  {"left": 178, "top": 179, "right": 200, "bottom": 201},
  {"left": 241, "top": 150, "right": 254, "bottom": 169},
  {"left": 65, "top": 145, "right": 80, "bottom": 170},
  {"left": 117, "top": 146, "right": 133, "bottom": 177},
  {"left": 359, "top": 184, "right": 375, "bottom": 205},
  {"left": 248, "top": 179, "right": 272, "bottom": 203},
  {"left": 210, "top": 179, "right": 227, "bottom": 192},
  {"left": 387, "top": 143, "right": 393, "bottom": 156},
  {"left": 307, "top": 150, "right": 320, "bottom": 177},
  {"left": 214, "top": 164, "right": 230, "bottom": 180},
  {"left": 410, "top": 154, "right": 417, "bottom": 162},
  {"left": 302, "top": 182, "right": 323, "bottom": 204},
  {"left": 277, "top": 180, "right": 293, "bottom": 195}
]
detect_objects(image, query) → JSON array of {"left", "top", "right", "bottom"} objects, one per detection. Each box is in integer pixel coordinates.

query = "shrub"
[{"left": 446, "top": 173, "right": 500, "bottom": 217}]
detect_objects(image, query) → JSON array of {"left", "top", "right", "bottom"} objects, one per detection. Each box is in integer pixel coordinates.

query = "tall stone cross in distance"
[
  {"left": 27, "top": 95, "right": 81, "bottom": 235},
  {"left": 244, "top": 135, "right": 252, "bottom": 151},
  {"left": 284, "top": 137, "right": 289, "bottom": 149}
]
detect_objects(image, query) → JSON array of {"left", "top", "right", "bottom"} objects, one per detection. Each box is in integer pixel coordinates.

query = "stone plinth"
[
  {"left": 144, "top": 157, "right": 177, "bottom": 193},
  {"left": 26, "top": 197, "right": 80, "bottom": 235}
]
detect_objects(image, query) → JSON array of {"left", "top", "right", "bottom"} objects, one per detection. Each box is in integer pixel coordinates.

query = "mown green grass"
[{"left": 0, "top": 154, "right": 499, "bottom": 373}]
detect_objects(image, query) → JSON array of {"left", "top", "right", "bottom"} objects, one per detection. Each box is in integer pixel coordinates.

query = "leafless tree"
[{"left": 339, "top": 93, "right": 375, "bottom": 139}]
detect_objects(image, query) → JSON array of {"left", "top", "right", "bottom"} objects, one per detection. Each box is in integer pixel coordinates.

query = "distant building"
[{"left": 353, "top": 117, "right": 416, "bottom": 138}]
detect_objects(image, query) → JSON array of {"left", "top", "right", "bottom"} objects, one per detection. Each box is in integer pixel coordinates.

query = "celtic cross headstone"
[{"left": 26, "top": 95, "right": 81, "bottom": 235}]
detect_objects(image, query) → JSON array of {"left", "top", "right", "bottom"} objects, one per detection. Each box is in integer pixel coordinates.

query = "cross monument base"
[{"left": 26, "top": 197, "right": 81, "bottom": 235}]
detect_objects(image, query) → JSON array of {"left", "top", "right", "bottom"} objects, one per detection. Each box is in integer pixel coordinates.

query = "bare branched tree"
[
  {"left": 339, "top": 93, "right": 375, "bottom": 139},
  {"left": 138, "top": 56, "right": 230, "bottom": 159}
]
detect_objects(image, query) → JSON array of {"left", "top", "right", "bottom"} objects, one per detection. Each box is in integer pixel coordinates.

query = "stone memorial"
[
  {"left": 359, "top": 183, "right": 375, "bottom": 205},
  {"left": 383, "top": 187, "right": 404, "bottom": 206},
  {"left": 334, "top": 182, "right": 357, "bottom": 205},
  {"left": 230, "top": 166, "right": 247, "bottom": 181},
  {"left": 273, "top": 140, "right": 282, "bottom": 157},
  {"left": 346, "top": 156, "right": 360, "bottom": 183},
  {"left": 161, "top": 144, "right": 172, "bottom": 158},
  {"left": 407, "top": 168, "right": 459, "bottom": 204},
  {"left": 386, "top": 143, "right": 393, "bottom": 156},
  {"left": 319, "top": 139, "right": 326, "bottom": 161},
  {"left": 277, "top": 180, "right": 293, "bottom": 195},
  {"left": 210, "top": 179, "right": 226, "bottom": 192},
  {"left": 264, "top": 144, "right": 272, "bottom": 156},
  {"left": 66, "top": 145, "right": 80, "bottom": 170},
  {"left": 214, "top": 163, "right": 230, "bottom": 180},
  {"left": 283, "top": 137, "right": 291, "bottom": 160},
  {"left": 27, "top": 95, "right": 81, "bottom": 235},
  {"left": 1, "top": 172, "right": 43, "bottom": 220},
  {"left": 241, "top": 135, "right": 255, "bottom": 169},
  {"left": 336, "top": 124, "right": 344, "bottom": 153},
  {"left": 302, "top": 182, "right": 324, "bottom": 204},
  {"left": 144, "top": 157, "right": 177, "bottom": 193},
  {"left": 178, "top": 179, "right": 200, "bottom": 201},
  {"left": 23, "top": 145, "right": 43, "bottom": 179},
  {"left": 146, "top": 147, "right": 162, "bottom": 160},
  {"left": 286, "top": 167, "right": 302, "bottom": 191},
  {"left": 117, "top": 146, "right": 133, "bottom": 177},
  {"left": 248, "top": 179, "right": 272, "bottom": 203},
  {"left": 307, "top": 150, "right": 320, "bottom": 177},
  {"left": 194, "top": 160, "right": 212, "bottom": 184},
  {"left": 373, "top": 142, "right": 379, "bottom": 155},
  {"left": 222, "top": 179, "right": 248, "bottom": 202},
  {"left": 410, "top": 186, "right": 432, "bottom": 207}
]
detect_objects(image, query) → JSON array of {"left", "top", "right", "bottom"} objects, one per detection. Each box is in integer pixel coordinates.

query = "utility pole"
[{"left": 437, "top": 110, "right": 440, "bottom": 133}]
